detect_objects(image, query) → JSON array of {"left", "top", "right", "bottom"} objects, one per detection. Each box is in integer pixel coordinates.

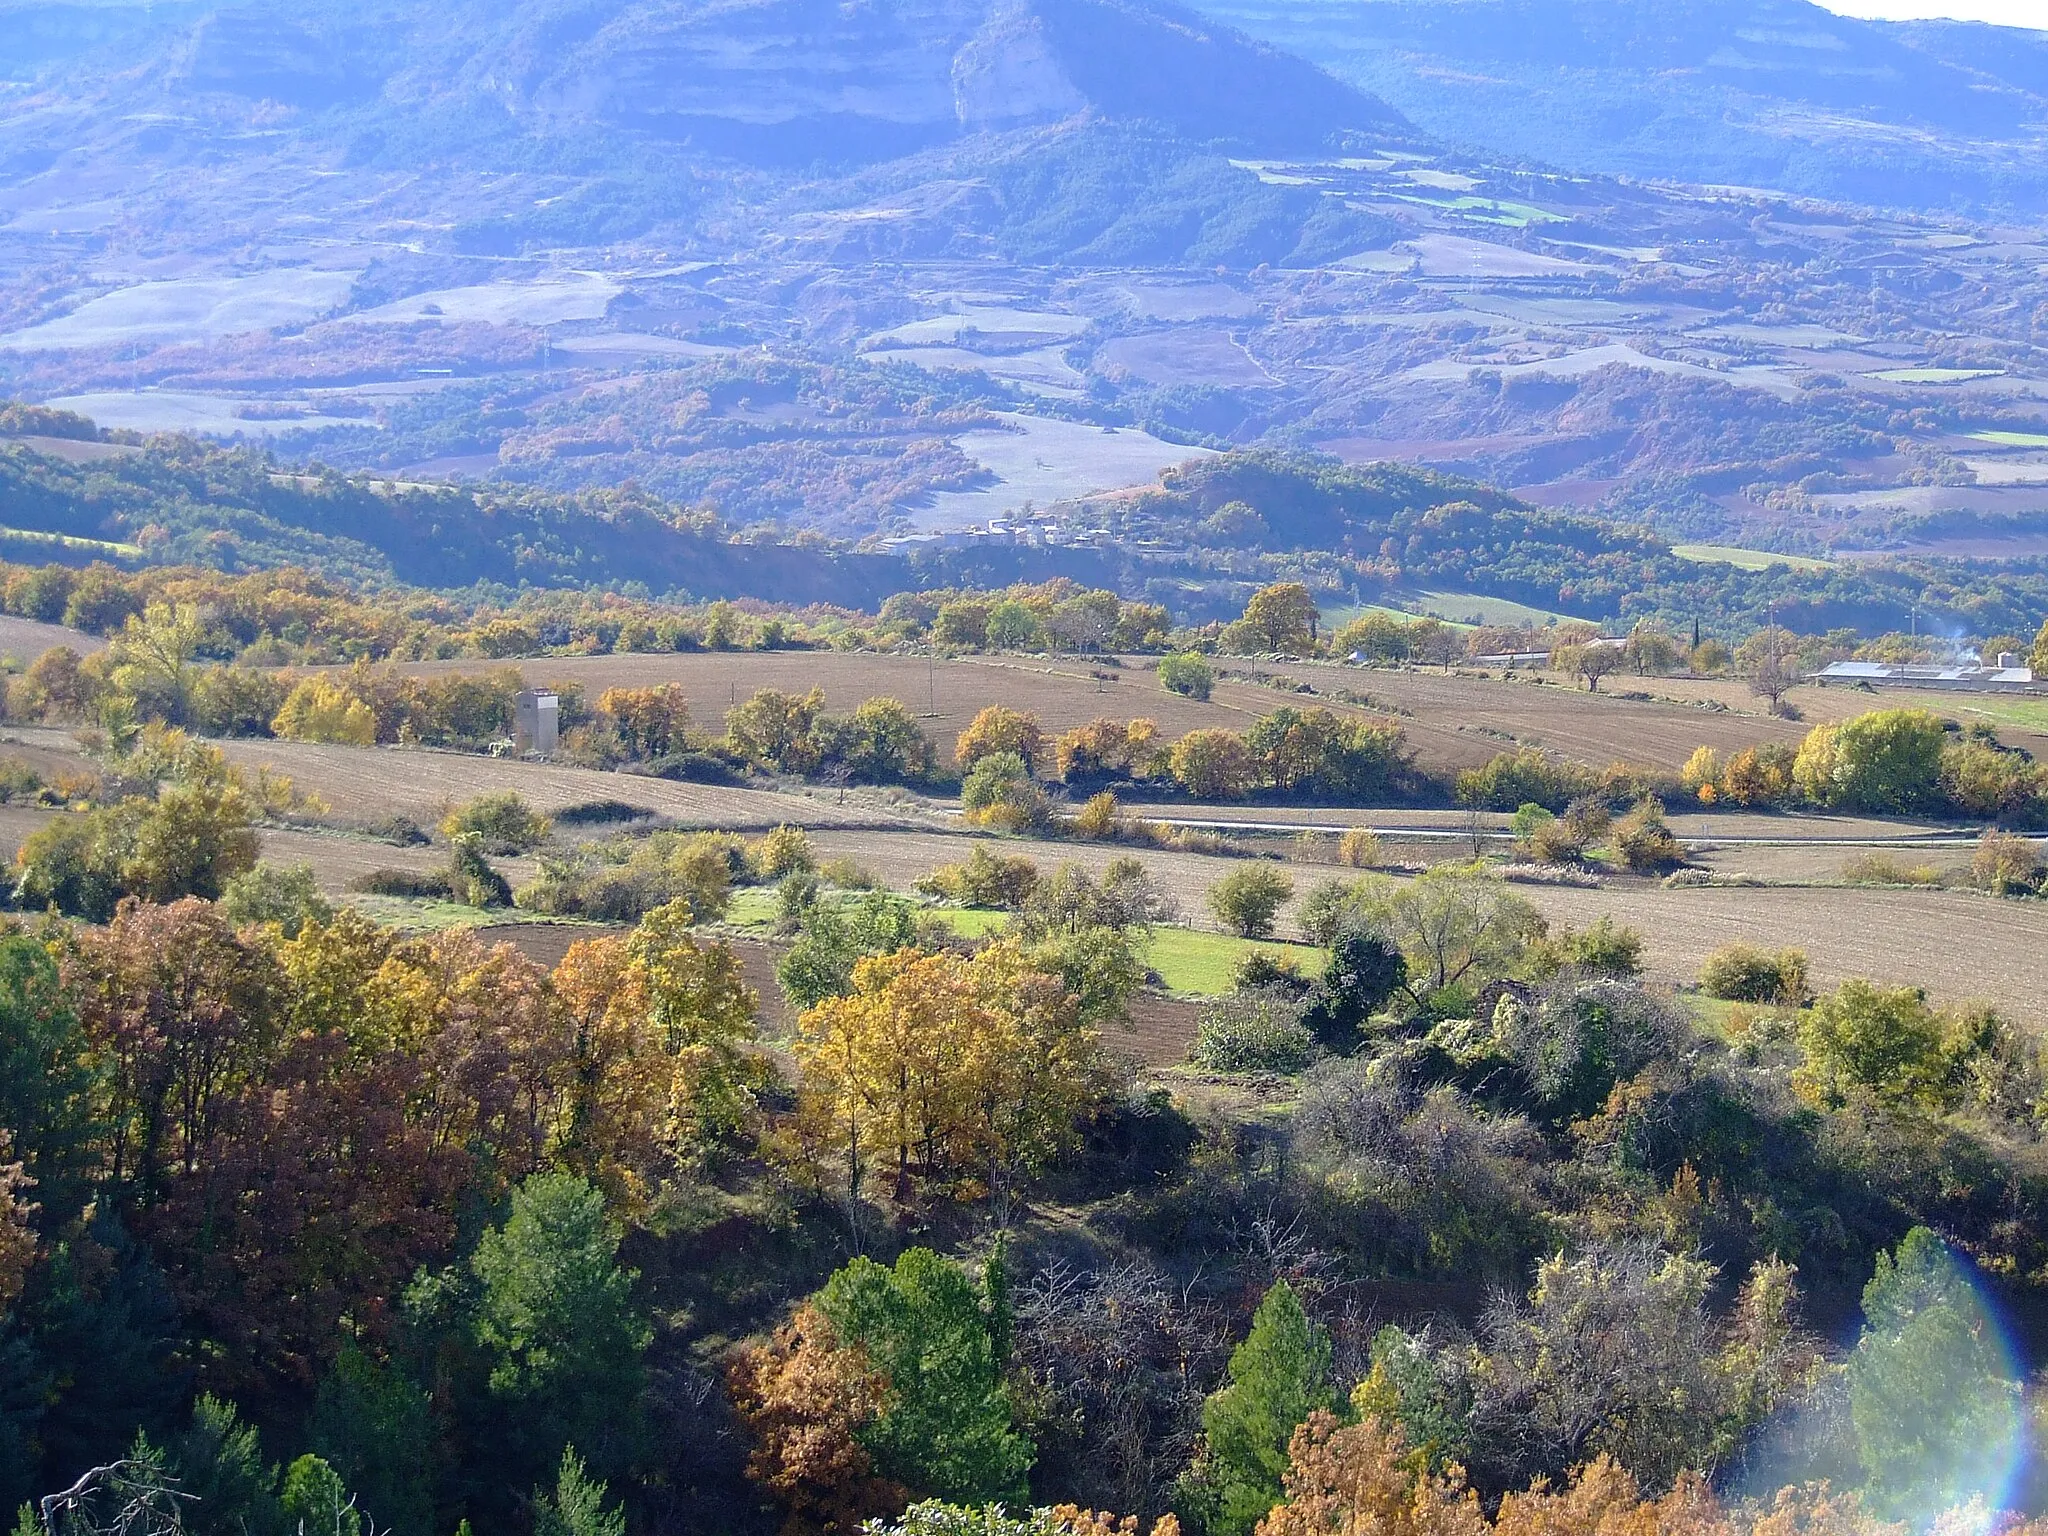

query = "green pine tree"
[
  {"left": 280, "top": 1456, "right": 361, "bottom": 1536},
  {"left": 531, "top": 1449, "right": 625, "bottom": 1536},
  {"left": 1847, "top": 1227, "right": 2022, "bottom": 1525},
  {"left": 817, "top": 1247, "right": 1033, "bottom": 1507},
  {"left": 307, "top": 1346, "right": 434, "bottom": 1536},
  {"left": 470, "top": 1173, "right": 650, "bottom": 1481},
  {"left": 981, "top": 1236, "right": 1013, "bottom": 1370},
  {"left": 171, "top": 1395, "right": 284, "bottom": 1536},
  {"left": 1184, "top": 1279, "right": 1335, "bottom": 1536}
]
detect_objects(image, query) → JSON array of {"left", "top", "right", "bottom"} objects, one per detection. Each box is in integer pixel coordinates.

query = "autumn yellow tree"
[
  {"left": 956, "top": 706, "right": 1045, "bottom": 774},
  {"left": 625, "top": 898, "right": 763, "bottom": 1153},
  {"left": 109, "top": 600, "right": 209, "bottom": 724},
  {"left": 598, "top": 684, "right": 691, "bottom": 760},
  {"left": 959, "top": 940, "right": 1113, "bottom": 1215},
  {"left": 1169, "top": 729, "right": 1255, "bottom": 800},
  {"left": 271, "top": 676, "right": 378, "bottom": 745},
  {"left": 1720, "top": 744, "right": 1796, "bottom": 808},
  {"left": 788, "top": 941, "right": 1106, "bottom": 1212},
  {"left": 1224, "top": 583, "right": 1320, "bottom": 654},
  {"left": 549, "top": 934, "right": 673, "bottom": 1204},
  {"left": 1054, "top": 718, "right": 1160, "bottom": 783},
  {"left": 728, "top": 687, "right": 826, "bottom": 771}
]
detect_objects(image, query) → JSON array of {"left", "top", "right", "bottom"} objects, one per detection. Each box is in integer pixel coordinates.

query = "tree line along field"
[
  {"left": 364, "top": 648, "right": 1855, "bottom": 778},
  {"left": 793, "top": 826, "right": 2048, "bottom": 1027}
]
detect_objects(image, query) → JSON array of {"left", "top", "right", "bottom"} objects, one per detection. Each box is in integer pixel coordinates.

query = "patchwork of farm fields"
[
  {"left": 800, "top": 826, "right": 2048, "bottom": 1023},
  {"left": 4, "top": 644, "right": 2042, "bottom": 1059}
]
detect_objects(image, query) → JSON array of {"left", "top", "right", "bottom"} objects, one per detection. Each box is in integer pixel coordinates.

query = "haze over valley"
[{"left": 3, "top": 0, "right": 2048, "bottom": 616}]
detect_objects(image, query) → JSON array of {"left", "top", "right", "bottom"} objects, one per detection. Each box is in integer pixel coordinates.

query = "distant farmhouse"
[{"left": 1811, "top": 656, "right": 2045, "bottom": 693}]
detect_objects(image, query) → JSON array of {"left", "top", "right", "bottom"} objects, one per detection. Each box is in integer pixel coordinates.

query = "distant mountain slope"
[
  {"left": 2, "top": 0, "right": 1404, "bottom": 169},
  {"left": 1191, "top": 0, "right": 2048, "bottom": 209}
]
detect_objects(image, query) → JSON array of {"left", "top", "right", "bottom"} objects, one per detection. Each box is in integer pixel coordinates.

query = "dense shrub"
[
  {"left": 1158, "top": 652, "right": 1214, "bottom": 700},
  {"left": 917, "top": 846, "right": 1041, "bottom": 908},
  {"left": 440, "top": 791, "right": 551, "bottom": 854},
  {"left": 515, "top": 830, "right": 741, "bottom": 922},
  {"left": 1699, "top": 944, "right": 1809, "bottom": 1006},
  {"left": 347, "top": 867, "right": 456, "bottom": 899},
  {"left": 552, "top": 799, "right": 652, "bottom": 826},
  {"left": 1189, "top": 990, "right": 1317, "bottom": 1074},
  {"left": 961, "top": 752, "right": 1051, "bottom": 831},
  {"left": 1456, "top": 750, "right": 1596, "bottom": 812},
  {"left": 1610, "top": 800, "right": 1686, "bottom": 873},
  {"left": 1972, "top": 829, "right": 2041, "bottom": 895}
]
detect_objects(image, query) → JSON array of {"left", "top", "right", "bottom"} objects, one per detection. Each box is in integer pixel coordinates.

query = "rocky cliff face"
[{"left": 952, "top": 4, "right": 1092, "bottom": 131}]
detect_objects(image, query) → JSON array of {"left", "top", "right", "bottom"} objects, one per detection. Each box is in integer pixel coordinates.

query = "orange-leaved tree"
[
  {"left": 1054, "top": 717, "right": 1160, "bottom": 783},
  {"left": 1255, "top": 1410, "right": 1903, "bottom": 1536},
  {"left": 727, "top": 1302, "right": 908, "bottom": 1536}
]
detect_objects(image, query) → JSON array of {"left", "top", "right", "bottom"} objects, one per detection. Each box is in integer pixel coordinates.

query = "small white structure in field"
[{"left": 514, "top": 689, "right": 559, "bottom": 754}]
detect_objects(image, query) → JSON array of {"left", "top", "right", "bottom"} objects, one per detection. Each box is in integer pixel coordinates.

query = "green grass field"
[
  {"left": 1322, "top": 592, "right": 1589, "bottom": 632},
  {"left": 1392, "top": 193, "right": 1565, "bottom": 228},
  {"left": 724, "top": 889, "right": 1327, "bottom": 997},
  {"left": 0, "top": 526, "right": 143, "bottom": 558},
  {"left": 1318, "top": 600, "right": 1464, "bottom": 631},
  {"left": 1866, "top": 368, "right": 2004, "bottom": 384},
  {"left": 1887, "top": 693, "right": 2048, "bottom": 733},
  {"left": 1969, "top": 430, "right": 2048, "bottom": 448},
  {"left": 1147, "top": 927, "right": 1327, "bottom": 994},
  {"left": 938, "top": 907, "right": 1009, "bottom": 939},
  {"left": 342, "top": 894, "right": 590, "bottom": 933},
  {"left": 723, "top": 887, "right": 780, "bottom": 932},
  {"left": 923, "top": 907, "right": 1325, "bottom": 995},
  {"left": 1672, "top": 543, "right": 1832, "bottom": 572},
  {"left": 1416, "top": 589, "right": 1588, "bottom": 628}
]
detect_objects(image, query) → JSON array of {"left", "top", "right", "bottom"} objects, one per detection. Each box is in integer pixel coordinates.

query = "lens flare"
[
  {"left": 1846, "top": 1234, "right": 2024, "bottom": 1528},
  {"left": 1737, "top": 1233, "right": 2027, "bottom": 1529}
]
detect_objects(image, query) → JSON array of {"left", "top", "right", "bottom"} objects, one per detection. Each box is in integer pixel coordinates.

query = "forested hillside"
[{"left": 12, "top": 420, "right": 2048, "bottom": 638}]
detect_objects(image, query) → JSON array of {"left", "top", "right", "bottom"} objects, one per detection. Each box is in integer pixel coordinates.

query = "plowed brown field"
[{"left": 0, "top": 726, "right": 933, "bottom": 833}]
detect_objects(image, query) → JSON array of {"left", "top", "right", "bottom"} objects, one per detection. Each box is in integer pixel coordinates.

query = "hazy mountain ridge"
[
  {"left": 1193, "top": 0, "right": 2048, "bottom": 211},
  {"left": 1, "top": 0, "right": 1405, "bottom": 170}
]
